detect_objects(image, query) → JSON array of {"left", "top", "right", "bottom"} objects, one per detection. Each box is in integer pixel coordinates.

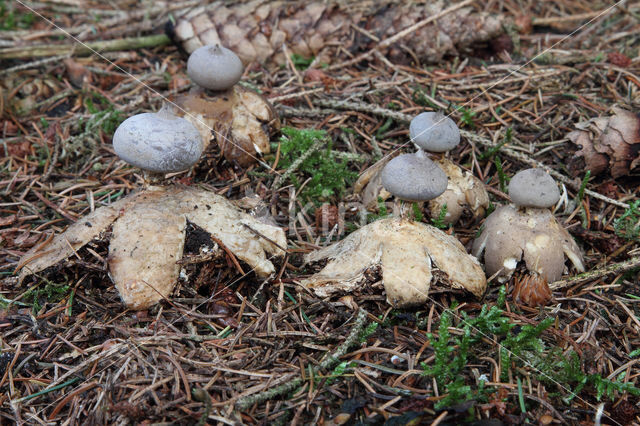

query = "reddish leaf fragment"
[{"left": 607, "top": 52, "right": 631, "bottom": 68}]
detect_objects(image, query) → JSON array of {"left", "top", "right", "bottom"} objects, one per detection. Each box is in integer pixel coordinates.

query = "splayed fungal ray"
[
  {"left": 302, "top": 218, "right": 486, "bottom": 307},
  {"left": 18, "top": 186, "right": 287, "bottom": 309}
]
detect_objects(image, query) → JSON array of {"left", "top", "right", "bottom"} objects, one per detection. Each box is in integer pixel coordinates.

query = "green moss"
[
  {"left": 0, "top": 1, "right": 35, "bottom": 31},
  {"left": 421, "top": 287, "right": 640, "bottom": 410},
  {"left": 23, "top": 281, "right": 70, "bottom": 314},
  {"left": 614, "top": 200, "right": 640, "bottom": 241},
  {"left": 290, "top": 53, "right": 314, "bottom": 70},
  {"left": 84, "top": 92, "right": 123, "bottom": 135},
  {"left": 277, "top": 127, "right": 357, "bottom": 204},
  {"left": 430, "top": 204, "right": 448, "bottom": 229}
]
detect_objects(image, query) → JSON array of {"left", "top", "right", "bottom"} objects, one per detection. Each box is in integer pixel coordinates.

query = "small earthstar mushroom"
[
  {"left": 187, "top": 44, "right": 244, "bottom": 91},
  {"left": 112, "top": 105, "right": 203, "bottom": 178},
  {"left": 303, "top": 149, "right": 486, "bottom": 307},
  {"left": 356, "top": 112, "right": 488, "bottom": 224},
  {"left": 410, "top": 111, "right": 460, "bottom": 153},
  {"left": 176, "top": 44, "right": 280, "bottom": 167},
  {"left": 410, "top": 111, "right": 489, "bottom": 224},
  {"left": 472, "top": 168, "right": 584, "bottom": 306}
]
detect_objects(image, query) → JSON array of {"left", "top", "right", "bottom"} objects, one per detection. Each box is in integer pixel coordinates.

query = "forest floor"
[{"left": 1, "top": 0, "right": 639, "bottom": 425}]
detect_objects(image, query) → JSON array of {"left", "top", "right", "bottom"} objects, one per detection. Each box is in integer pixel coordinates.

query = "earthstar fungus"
[
  {"left": 410, "top": 111, "right": 489, "bottom": 224},
  {"left": 176, "top": 44, "right": 280, "bottom": 167},
  {"left": 356, "top": 111, "right": 488, "bottom": 224},
  {"left": 18, "top": 102, "right": 287, "bottom": 309},
  {"left": 302, "top": 148, "right": 486, "bottom": 307},
  {"left": 473, "top": 168, "right": 584, "bottom": 289}
]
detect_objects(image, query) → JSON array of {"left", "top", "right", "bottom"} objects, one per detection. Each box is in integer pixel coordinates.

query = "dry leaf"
[{"left": 568, "top": 107, "right": 640, "bottom": 178}]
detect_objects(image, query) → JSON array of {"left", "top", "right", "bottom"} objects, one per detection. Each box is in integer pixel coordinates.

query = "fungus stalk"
[
  {"left": 392, "top": 198, "right": 409, "bottom": 220},
  {"left": 142, "top": 170, "right": 167, "bottom": 185}
]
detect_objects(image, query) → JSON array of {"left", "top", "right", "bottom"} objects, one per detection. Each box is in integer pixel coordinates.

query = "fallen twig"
[
  {"left": 0, "top": 34, "right": 170, "bottom": 59},
  {"left": 235, "top": 308, "right": 369, "bottom": 410},
  {"left": 550, "top": 256, "right": 640, "bottom": 290}
]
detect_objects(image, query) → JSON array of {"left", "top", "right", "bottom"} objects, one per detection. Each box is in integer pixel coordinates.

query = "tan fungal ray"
[
  {"left": 412, "top": 220, "right": 486, "bottom": 298},
  {"left": 429, "top": 158, "right": 489, "bottom": 224},
  {"left": 303, "top": 227, "right": 385, "bottom": 298},
  {"left": 381, "top": 236, "right": 433, "bottom": 307},
  {"left": 302, "top": 218, "right": 486, "bottom": 307},
  {"left": 164, "top": 186, "right": 287, "bottom": 277},
  {"left": 109, "top": 200, "right": 186, "bottom": 310},
  {"left": 18, "top": 185, "right": 288, "bottom": 309},
  {"left": 176, "top": 85, "right": 279, "bottom": 167},
  {"left": 17, "top": 195, "right": 135, "bottom": 281}
]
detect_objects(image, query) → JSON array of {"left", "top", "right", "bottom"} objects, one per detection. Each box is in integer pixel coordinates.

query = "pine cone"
[
  {"left": 168, "top": 0, "right": 504, "bottom": 66},
  {"left": 567, "top": 107, "right": 640, "bottom": 178},
  {"left": 512, "top": 273, "right": 552, "bottom": 307}
]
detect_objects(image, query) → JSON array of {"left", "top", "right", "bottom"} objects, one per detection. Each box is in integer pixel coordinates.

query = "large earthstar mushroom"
[
  {"left": 17, "top": 109, "right": 287, "bottom": 310},
  {"left": 302, "top": 149, "right": 486, "bottom": 308}
]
